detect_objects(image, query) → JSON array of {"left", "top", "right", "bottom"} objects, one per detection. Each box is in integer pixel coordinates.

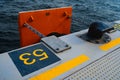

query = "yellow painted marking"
[
  {"left": 29, "top": 54, "right": 89, "bottom": 80},
  {"left": 19, "top": 49, "right": 49, "bottom": 65},
  {"left": 19, "top": 53, "right": 36, "bottom": 65},
  {"left": 100, "top": 38, "right": 120, "bottom": 51},
  {"left": 33, "top": 49, "right": 48, "bottom": 61}
]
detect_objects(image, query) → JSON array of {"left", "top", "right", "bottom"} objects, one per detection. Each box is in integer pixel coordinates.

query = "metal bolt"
[
  {"left": 65, "top": 44, "right": 69, "bottom": 47},
  {"left": 28, "top": 16, "right": 34, "bottom": 22},
  {"left": 63, "top": 11, "right": 71, "bottom": 19},
  {"left": 46, "top": 12, "right": 50, "bottom": 16},
  {"left": 56, "top": 48, "right": 59, "bottom": 51},
  {"left": 63, "top": 11, "right": 67, "bottom": 16}
]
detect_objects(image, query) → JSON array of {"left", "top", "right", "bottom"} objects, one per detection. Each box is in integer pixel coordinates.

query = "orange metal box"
[{"left": 18, "top": 7, "right": 72, "bottom": 47}]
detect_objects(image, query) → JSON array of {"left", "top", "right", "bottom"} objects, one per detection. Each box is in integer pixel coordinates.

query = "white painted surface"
[{"left": 0, "top": 30, "right": 120, "bottom": 80}]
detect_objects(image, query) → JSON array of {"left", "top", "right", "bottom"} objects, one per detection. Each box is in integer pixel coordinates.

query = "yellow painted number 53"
[{"left": 19, "top": 49, "right": 48, "bottom": 65}]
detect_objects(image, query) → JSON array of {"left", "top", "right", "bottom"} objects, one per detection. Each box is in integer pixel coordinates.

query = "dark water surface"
[{"left": 0, "top": 0, "right": 120, "bottom": 53}]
